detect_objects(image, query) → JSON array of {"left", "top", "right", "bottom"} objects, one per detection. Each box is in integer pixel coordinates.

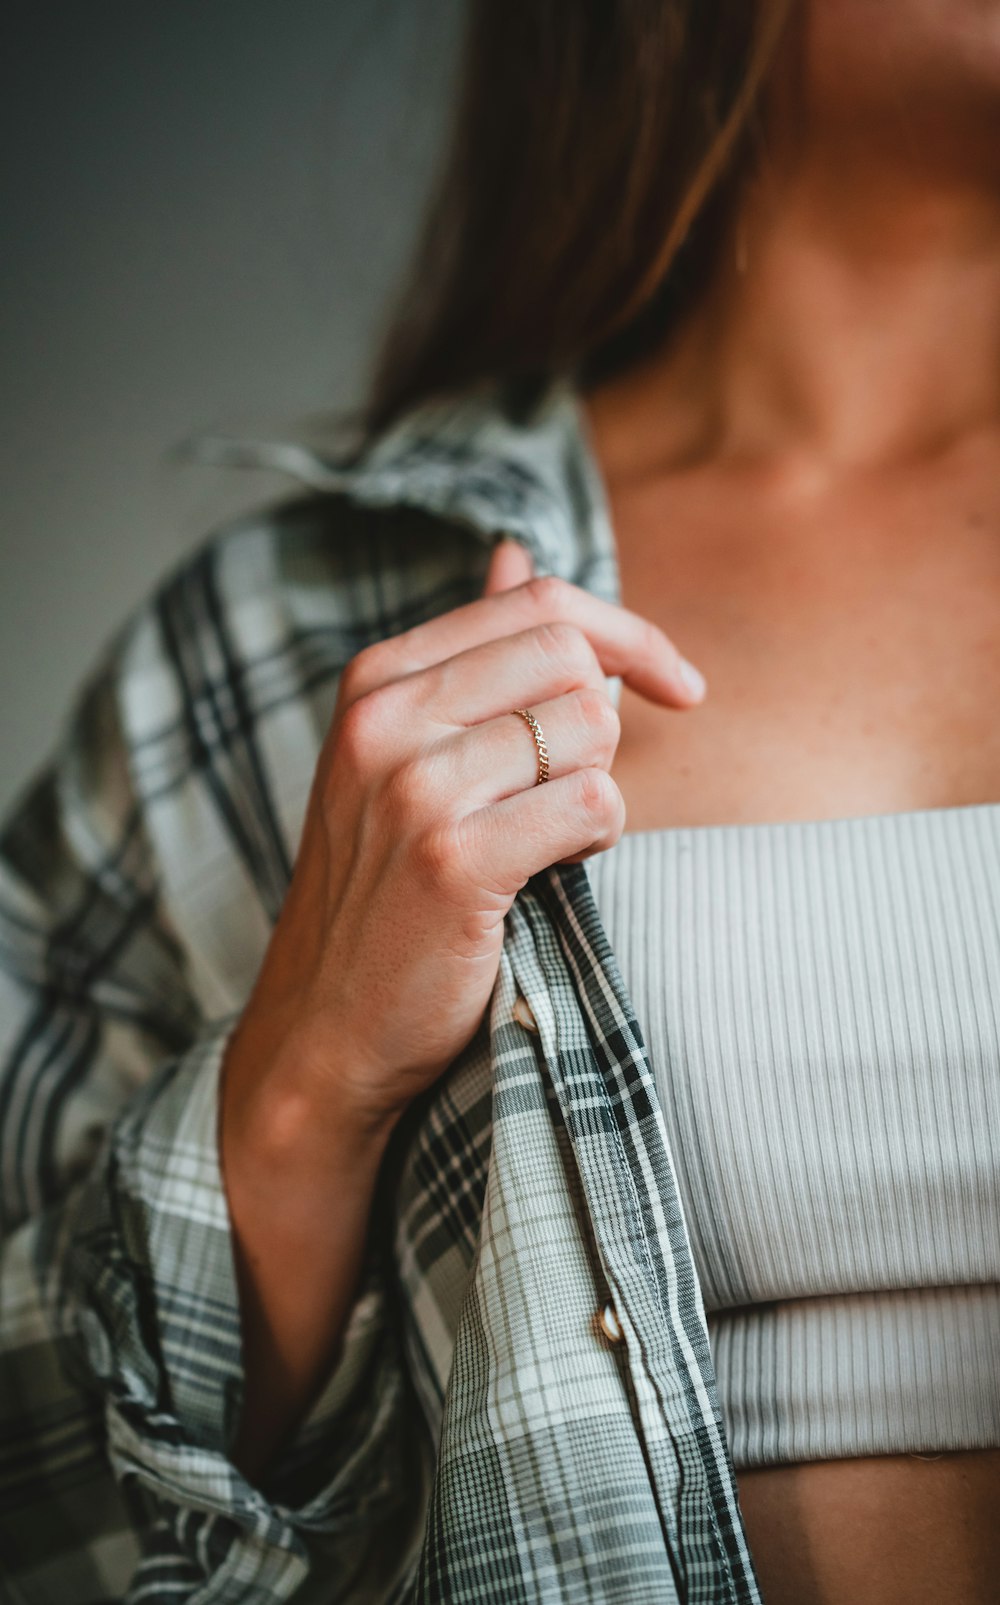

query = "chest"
[{"left": 604, "top": 466, "right": 1000, "bottom": 829}]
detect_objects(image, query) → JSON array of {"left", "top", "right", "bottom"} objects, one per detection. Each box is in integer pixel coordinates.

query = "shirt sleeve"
[{"left": 0, "top": 645, "right": 428, "bottom": 1602}]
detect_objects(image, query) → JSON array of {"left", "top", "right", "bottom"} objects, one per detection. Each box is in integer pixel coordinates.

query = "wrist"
[
  {"left": 240, "top": 1075, "right": 402, "bottom": 1172},
  {"left": 221, "top": 1008, "right": 403, "bottom": 1181}
]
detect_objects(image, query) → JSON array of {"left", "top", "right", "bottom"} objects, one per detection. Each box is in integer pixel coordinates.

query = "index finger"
[{"left": 350, "top": 572, "right": 707, "bottom": 708}]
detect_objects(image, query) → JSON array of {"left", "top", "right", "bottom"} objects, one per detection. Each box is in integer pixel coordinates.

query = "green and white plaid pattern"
[{"left": 0, "top": 376, "right": 763, "bottom": 1601}]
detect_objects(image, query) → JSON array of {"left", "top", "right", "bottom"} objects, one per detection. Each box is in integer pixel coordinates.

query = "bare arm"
[{"left": 221, "top": 1005, "right": 400, "bottom": 1484}]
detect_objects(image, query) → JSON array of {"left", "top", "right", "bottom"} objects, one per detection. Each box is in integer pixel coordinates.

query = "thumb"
[{"left": 483, "top": 535, "right": 535, "bottom": 596}]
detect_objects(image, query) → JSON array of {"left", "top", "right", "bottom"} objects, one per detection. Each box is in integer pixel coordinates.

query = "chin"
[{"left": 799, "top": 0, "right": 1000, "bottom": 118}]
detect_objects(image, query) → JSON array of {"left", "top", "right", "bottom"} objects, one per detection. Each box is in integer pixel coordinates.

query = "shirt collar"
[{"left": 174, "top": 372, "right": 621, "bottom": 608}]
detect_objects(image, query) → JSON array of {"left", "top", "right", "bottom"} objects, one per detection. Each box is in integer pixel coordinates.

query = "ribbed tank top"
[{"left": 583, "top": 802, "right": 1000, "bottom": 1469}]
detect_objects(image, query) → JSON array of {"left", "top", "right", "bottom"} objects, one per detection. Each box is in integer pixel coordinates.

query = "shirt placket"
[{"left": 492, "top": 862, "right": 765, "bottom": 1604}]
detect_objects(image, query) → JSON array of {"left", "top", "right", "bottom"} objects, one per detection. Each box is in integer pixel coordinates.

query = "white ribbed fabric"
[{"left": 584, "top": 802, "right": 1000, "bottom": 1467}]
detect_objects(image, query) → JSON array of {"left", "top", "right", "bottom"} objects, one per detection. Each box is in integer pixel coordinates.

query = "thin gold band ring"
[{"left": 511, "top": 708, "right": 550, "bottom": 785}]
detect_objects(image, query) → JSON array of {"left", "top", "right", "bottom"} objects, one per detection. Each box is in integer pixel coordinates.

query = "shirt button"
[
  {"left": 513, "top": 993, "right": 539, "bottom": 1034},
  {"left": 597, "top": 1302, "right": 624, "bottom": 1344}
]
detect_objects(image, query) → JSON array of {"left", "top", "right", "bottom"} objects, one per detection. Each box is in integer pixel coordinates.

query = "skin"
[
  {"left": 572, "top": 1, "right": 1000, "bottom": 1598},
  {"left": 221, "top": 2, "right": 998, "bottom": 1595}
]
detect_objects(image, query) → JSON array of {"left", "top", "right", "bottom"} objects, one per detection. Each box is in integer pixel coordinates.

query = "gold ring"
[{"left": 511, "top": 708, "right": 550, "bottom": 785}]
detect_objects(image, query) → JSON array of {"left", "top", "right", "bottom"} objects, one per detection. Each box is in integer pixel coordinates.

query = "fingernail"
[{"left": 678, "top": 656, "right": 707, "bottom": 699}]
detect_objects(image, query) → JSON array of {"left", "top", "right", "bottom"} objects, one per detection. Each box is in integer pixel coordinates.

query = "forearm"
[{"left": 219, "top": 1008, "right": 402, "bottom": 1485}]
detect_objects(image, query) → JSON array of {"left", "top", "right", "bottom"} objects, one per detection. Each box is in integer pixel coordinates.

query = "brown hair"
[{"left": 360, "top": 1, "right": 792, "bottom": 442}]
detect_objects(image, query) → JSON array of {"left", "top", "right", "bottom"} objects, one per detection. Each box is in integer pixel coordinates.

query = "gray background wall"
[{"left": 1, "top": 1, "right": 462, "bottom": 812}]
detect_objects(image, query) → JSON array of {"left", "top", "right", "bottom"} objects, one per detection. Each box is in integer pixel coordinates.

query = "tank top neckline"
[{"left": 611, "top": 796, "right": 1000, "bottom": 845}]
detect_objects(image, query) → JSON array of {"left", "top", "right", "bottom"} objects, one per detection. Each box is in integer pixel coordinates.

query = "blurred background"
[{"left": 1, "top": 0, "right": 461, "bottom": 810}]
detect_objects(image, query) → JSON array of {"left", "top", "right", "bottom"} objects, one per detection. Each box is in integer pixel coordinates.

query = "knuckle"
[
  {"left": 536, "top": 618, "right": 592, "bottom": 671},
  {"left": 339, "top": 642, "right": 382, "bottom": 702},
  {"left": 523, "top": 573, "right": 570, "bottom": 615},
  {"left": 574, "top": 686, "right": 620, "bottom": 744},
  {"left": 336, "top": 686, "right": 393, "bottom": 767},
  {"left": 412, "top": 821, "right": 464, "bottom": 885},
  {"left": 576, "top": 766, "right": 619, "bottom": 826},
  {"left": 382, "top": 752, "right": 440, "bottom": 821}
]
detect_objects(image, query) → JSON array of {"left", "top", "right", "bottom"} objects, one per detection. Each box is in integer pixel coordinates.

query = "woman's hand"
[
  {"left": 219, "top": 535, "right": 706, "bottom": 1478},
  {"left": 228, "top": 536, "right": 707, "bottom": 1147}
]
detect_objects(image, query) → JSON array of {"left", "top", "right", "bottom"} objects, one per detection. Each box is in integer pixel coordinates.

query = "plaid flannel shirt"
[{"left": 0, "top": 374, "right": 764, "bottom": 1602}]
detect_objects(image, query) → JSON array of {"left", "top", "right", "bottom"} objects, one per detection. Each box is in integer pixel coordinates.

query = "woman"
[{"left": 1, "top": 2, "right": 998, "bottom": 1601}]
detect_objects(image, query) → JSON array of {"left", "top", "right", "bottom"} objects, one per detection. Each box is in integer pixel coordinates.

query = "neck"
[{"left": 609, "top": 49, "right": 1000, "bottom": 478}]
